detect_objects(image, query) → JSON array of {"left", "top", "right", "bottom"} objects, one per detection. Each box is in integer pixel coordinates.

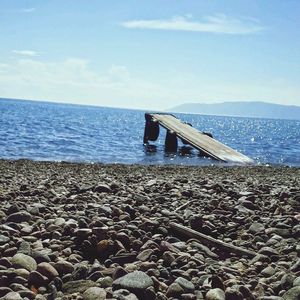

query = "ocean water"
[{"left": 0, "top": 98, "right": 299, "bottom": 167}]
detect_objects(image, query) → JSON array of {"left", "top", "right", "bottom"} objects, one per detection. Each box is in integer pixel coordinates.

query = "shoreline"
[
  {"left": 0, "top": 159, "right": 299, "bottom": 299},
  {"left": 1, "top": 158, "right": 300, "bottom": 169}
]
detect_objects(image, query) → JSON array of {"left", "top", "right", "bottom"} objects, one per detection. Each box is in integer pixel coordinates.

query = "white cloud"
[
  {"left": 0, "top": 57, "right": 298, "bottom": 109},
  {"left": 20, "top": 7, "right": 36, "bottom": 13},
  {"left": 12, "top": 50, "right": 39, "bottom": 57},
  {"left": 0, "top": 58, "right": 168, "bottom": 109},
  {"left": 121, "top": 14, "right": 265, "bottom": 35}
]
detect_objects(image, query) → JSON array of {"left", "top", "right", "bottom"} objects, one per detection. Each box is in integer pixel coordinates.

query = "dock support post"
[
  {"left": 165, "top": 130, "right": 178, "bottom": 152},
  {"left": 143, "top": 114, "right": 160, "bottom": 144}
]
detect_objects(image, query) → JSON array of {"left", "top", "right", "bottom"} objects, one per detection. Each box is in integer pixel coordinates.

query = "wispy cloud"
[
  {"left": 121, "top": 14, "right": 265, "bottom": 35},
  {"left": 12, "top": 50, "right": 39, "bottom": 57},
  {"left": 0, "top": 57, "right": 169, "bottom": 109},
  {"left": 20, "top": 7, "right": 36, "bottom": 13},
  {"left": 0, "top": 57, "right": 298, "bottom": 108}
]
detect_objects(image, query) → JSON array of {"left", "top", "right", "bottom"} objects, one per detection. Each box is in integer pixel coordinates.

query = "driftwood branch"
[
  {"left": 169, "top": 222, "right": 257, "bottom": 258},
  {"left": 175, "top": 200, "right": 197, "bottom": 212}
]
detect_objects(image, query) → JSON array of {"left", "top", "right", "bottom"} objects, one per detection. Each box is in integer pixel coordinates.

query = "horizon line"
[{"left": 1, "top": 96, "right": 299, "bottom": 110}]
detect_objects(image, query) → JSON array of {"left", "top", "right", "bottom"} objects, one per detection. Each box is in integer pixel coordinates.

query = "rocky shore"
[{"left": 0, "top": 159, "right": 299, "bottom": 300}]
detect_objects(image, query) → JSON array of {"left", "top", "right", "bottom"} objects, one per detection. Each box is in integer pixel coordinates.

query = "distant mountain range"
[{"left": 168, "top": 101, "right": 300, "bottom": 120}]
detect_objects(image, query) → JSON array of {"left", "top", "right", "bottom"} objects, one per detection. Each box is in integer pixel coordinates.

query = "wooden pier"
[{"left": 143, "top": 113, "right": 253, "bottom": 164}]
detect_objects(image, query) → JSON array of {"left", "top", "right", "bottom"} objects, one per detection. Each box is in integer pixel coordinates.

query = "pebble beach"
[{"left": 0, "top": 159, "right": 299, "bottom": 300}]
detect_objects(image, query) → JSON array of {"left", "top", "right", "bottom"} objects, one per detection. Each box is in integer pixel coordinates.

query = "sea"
[{"left": 0, "top": 98, "right": 299, "bottom": 167}]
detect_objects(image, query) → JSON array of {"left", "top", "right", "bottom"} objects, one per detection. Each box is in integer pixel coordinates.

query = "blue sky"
[{"left": 0, "top": 0, "right": 299, "bottom": 109}]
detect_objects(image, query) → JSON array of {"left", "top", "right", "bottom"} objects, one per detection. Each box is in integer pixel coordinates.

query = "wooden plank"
[{"left": 150, "top": 113, "right": 253, "bottom": 164}]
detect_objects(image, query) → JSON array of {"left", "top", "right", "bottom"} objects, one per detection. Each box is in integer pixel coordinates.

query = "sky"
[{"left": 0, "top": 0, "right": 299, "bottom": 110}]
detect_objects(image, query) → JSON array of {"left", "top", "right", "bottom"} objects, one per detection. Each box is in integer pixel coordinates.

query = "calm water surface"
[{"left": 0, "top": 99, "right": 299, "bottom": 166}]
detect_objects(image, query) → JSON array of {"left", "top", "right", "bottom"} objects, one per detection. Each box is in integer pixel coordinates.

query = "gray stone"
[
  {"left": 13, "top": 275, "right": 27, "bottom": 285},
  {"left": 9, "top": 282, "right": 27, "bottom": 291},
  {"left": 175, "top": 277, "right": 195, "bottom": 293},
  {"left": 82, "top": 287, "right": 106, "bottom": 300},
  {"left": 37, "top": 262, "right": 59, "bottom": 281},
  {"left": 225, "top": 287, "right": 243, "bottom": 300},
  {"left": 76, "top": 228, "right": 92, "bottom": 239},
  {"left": 249, "top": 222, "right": 265, "bottom": 234},
  {"left": 19, "top": 241, "right": 31, "bottom": 255},
  {"left": 14, "top": 268, "right": 30, "bottom": 279},
  {"left": 6, "top": 211, "right": 31, "bottom": 223},
  {"left": 206, "top": 288, "right": 225, "bottom": 300},
  {"left": 0, "top": 224, "right": 19, "bottom": 234},
  {"left": 28, "top": 270, "right": 48, "bottom": 287},
  {"left": 3, "top": 292, "right": 22, "bottom": 300},
  {"left": 0, "top": 257, "right": 11, "bottom": 268},
  {"left": 172, "top": 241, "right": 187, "bottom": 251},
  {"left": 258, "top": 247, "right": 279, "bottom": 256},
  {"left": 166, "top": 282, "right": 184, "bottom": 298},
  {"left": 11, "top": 253, "right": 37, "bottom": 271},
  {"left": 35, "top": 295, "right": 47, "bottom": 300},
  {"left": 0, "top": 287, "right": 13, "bottom": 297},
  {"left": 93, "top": 184, "right": 112, "bottom": 193},
  {"left": 62, "top": 280, "right": 99, "bottom": 294},
  {"left": 136, "top": 249, "right": 153, "bottom": 261},
  {"left": 19, "top": 289, "right": 37, "bottom": 300},
  {"left": 239, "top": 285, "right": 255, "bottom": 299},
  {"left": 261, "top": 266, "right": 275, "bottom": 277},
  {"left": 291, "top": 260, "right": 300, "bottom": 272},
  {"left": 98, "top": 205, "right": 112, "bottom": 216},
  {"left": 280, "top": 273, "right": 295, "bottom": 290},
  {"left": 293, "top": 277, "right": 300, "bottom": 287},
  {"left": 54, "top": 217, "right": 65, "bottom": 226},
  {"left": 181, "top": 293, "right": 197, "bottom": 300},
  {"left": 113, "top": 271, "right": 154, "bottom": 298},
  {"left": 31, "top": 250, "right": 51, "bottom": 263},
  {"left": 113, "top": 289, "right": 139, "bottom": 300},
  {"left": 54, "top": 260, "right": 74, "bottom": 274},
  {"left": 96, "top": 276, "right": 113, "bottom": 288},
  {"left": 267, "top": 228, "right": 291, "bottom": 237},
  {"left": 162, "top": 251, "right": 175, "bottom": 265},
  {"left": 72, "top": 263, "right": 89, "bottom": 280},
  {"left": 0, "top": 234, "right": 10, "bottom": 244},
  {"left": 282, "top": 286, "right": 300, "bottom": 300}
]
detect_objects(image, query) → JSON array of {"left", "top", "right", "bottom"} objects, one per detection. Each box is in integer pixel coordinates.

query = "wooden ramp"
[{"left": 149, "top": 113, "right": 253, "bottom": 164}]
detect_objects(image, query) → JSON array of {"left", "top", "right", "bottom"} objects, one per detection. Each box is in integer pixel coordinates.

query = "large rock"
[
  {"left": 82, "top": 287, "right": 106, "bottom": 300},
  {"left": 11, "top": 253, "right": 37, "bottom": 271},
  {"left": 282, "top": 286, "right": 300, "bottom": 300},
  {"left": 6, "top": 211, "right": 31, "bottom": 223},
  {"left": 113, "top": 271, "right": 154, "bottom": 298}
]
